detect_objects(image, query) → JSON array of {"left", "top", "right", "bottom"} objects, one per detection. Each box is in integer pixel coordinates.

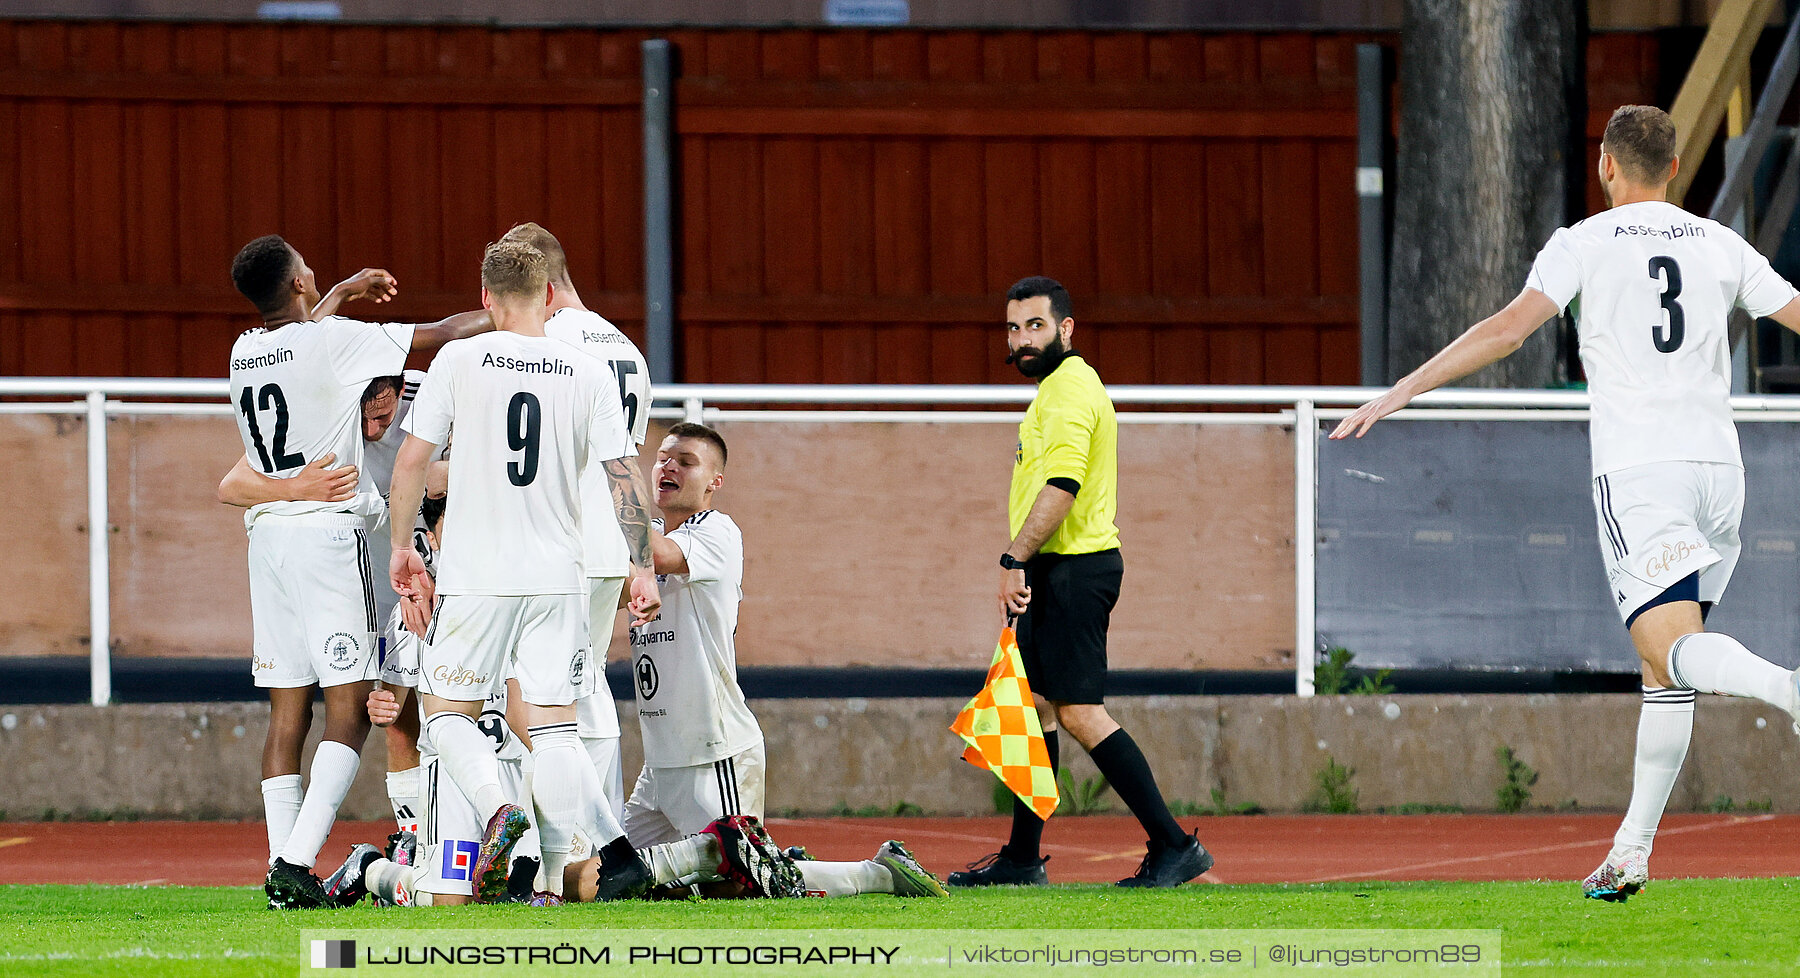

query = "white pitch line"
[{"left": 1297, "top": 814, "right": 1776, "bottom": 883}]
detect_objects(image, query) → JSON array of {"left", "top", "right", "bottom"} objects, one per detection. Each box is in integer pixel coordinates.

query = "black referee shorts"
[{"left": 1015, "top": 548, "right": 1123, "bottom": 705}]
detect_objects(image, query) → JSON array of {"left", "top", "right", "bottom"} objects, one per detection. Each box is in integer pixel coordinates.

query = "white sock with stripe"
[
  {"left": 386, "top": 767, "right": 420, "bottom": 836},
  {"left": 1611, "top": 686, "right": 1695, "bottom": 859},
  {"left": 278, "top": 740, "right": 360, "bottom": 868},
  {"left": 796, "top": 860, "right": 892, "bottom": 897},
  {"left": 423, "top": 712, "right": 510, "bottom": 819},
  {"left": 1667, "top": 632, "right": 1798, "bottom": 714},
  {"left": 260, "top": 774, "right": 303, "bottom": 866},
  {"left": 575, "top": 745, "right": 627, "bottom": 849},
  {"left": 529, "top": 723, "right": 584, "bottom": 897}
]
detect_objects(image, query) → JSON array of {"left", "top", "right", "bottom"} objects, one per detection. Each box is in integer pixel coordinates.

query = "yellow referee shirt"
[{"left": 1009, "top": 354, "right": 1120, "bottom": 555}]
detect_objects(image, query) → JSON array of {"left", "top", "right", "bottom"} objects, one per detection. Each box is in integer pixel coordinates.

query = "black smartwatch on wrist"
[{"left": 999, "top": 553, "right": 1026, "bottom": 570}]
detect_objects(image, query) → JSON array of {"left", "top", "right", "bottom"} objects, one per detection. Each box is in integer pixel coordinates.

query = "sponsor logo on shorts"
[
  {"left": 431, "top": 665, "right": 494, "bottom": 688},
  {"left": 570, "top": 648, "right": 587, "bottom": 687},
  {"left": 324, "top": 633, "right": 362, "bottom": 670},
  {"left": 635, "top": 654, "right": 660, "bottom": 700},
  {"left": 441, "top": 839, "right": 480, "bottom": 882},
  {"left": 1643, "top": 538, "right": 1704, "bottom": 580},
  {"left": 252, "top": 653, "right": 276, "bottom": 673}
]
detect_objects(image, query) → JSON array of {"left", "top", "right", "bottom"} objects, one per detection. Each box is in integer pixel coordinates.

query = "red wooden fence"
[{"left": 0, "top": 22, "right": 1666, "bottom": 385}]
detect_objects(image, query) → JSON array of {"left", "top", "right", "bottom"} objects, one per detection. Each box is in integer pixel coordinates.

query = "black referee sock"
[
  {"left": 1088, "top": 729, "right": 1187, "bottom": 848},
  {"left": 1001, "top": 730, "right": 1058, "bottom": 863}
]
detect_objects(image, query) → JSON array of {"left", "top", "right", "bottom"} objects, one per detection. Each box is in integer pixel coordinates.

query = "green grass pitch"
[{"left": 4, "top": 880, "right": 1800, "bottom": 976}]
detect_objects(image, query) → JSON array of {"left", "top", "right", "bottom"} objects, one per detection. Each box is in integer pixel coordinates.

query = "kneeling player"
[{"left": 625, "top": 423, "right": 947, "bottom": 899}]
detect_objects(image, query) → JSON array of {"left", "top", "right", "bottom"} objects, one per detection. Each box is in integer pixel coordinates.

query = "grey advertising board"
[{"left": 1316, "top": 419, "right": 1800, "bottom": 672}]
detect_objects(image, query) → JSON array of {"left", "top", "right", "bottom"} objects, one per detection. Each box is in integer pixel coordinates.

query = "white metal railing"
[{"left": 12, "top": 377, "right": 1800, "bottom": 706}]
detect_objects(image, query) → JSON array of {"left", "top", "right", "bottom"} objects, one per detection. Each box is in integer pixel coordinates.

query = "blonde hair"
[
  {"left": 1603, "top": 105, "right": 1677, "bottom": 184},
  {"left": 481, "top": 239, "right": 549, "bottom": 299},
  {"left": 500, "top": 222, "right": 569, "bottom": 283}
]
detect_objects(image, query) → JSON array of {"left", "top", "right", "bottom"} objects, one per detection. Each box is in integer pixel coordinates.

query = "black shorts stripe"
[
  {"left": 425, "top": 596, "right": 443, "bottom": 645},
  {"left": 354, "top": 529, "right": 378, "bottom": 633},
  {"left": 714, "top": 758, "right": 740, "bottom": 816},
  {"left": 1597, "top": 476, "right": 1628, "bottom": 560},
  {"left": 426, "top": 758, "right": 439, "bottom": 847}
]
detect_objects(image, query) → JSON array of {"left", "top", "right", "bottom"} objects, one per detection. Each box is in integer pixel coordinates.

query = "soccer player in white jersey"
[
  {"left": 228, "top": 235, "right": 492, "bottom": 909},
  {"left": 506, "top": 221, "right": 653, "bottom": 822},
  {"left": 386, "top": 239, "right": 662, "bottom": 905},
  {"left": 218, "top": 371, "right": 441, "bottom": 841},
  {"left": 627, "top": 423, "right": 947, "bottom": 898},
  {"left": 1334, "top": 105, "right": 1800, "bottom": 902}
]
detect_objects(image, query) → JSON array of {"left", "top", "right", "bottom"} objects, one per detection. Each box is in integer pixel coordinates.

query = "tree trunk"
[{"left": 1386, "top": 0, "right": 1582, "bottom": 387}]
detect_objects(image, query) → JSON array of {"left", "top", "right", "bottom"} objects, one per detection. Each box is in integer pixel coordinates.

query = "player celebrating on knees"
[
  {"left": 387, "top": 238, "right": 662, "bottom": 906},
  {"left": 624, "top": 424, "right": 945, "bottom": 898},
  {"left": 1334, "top": 105, "right": 1800, "bottom": 902},
  {"left": 227, "top": 235, "right": 491, "bottom": 908}
]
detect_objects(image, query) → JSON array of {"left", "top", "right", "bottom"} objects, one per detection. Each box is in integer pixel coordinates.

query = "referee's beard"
[{"left": 1008, "top": 333, "right": 1068, "bottom": 379}]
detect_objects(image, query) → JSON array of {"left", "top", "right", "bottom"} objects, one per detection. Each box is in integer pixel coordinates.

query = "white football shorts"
[
  {"left": 621, "top": 742, "right": 766, "bottom": 847},
  {"left": 1592, "top": 460, "right": 1743, "bottom": 624},
  {"left": 379, "top": 603, "right": 422, "bottom": 688},
  {"left": 414, "top": 746, "right": 526, "bottom": 897},
  {"left": 247, "top": 515, "right": 380, "bottom": 689},
  {"left": 577, "top": 575, "right": 626, "bottom": 740},
  {"left": 419, "top": 594, "right": 593, "bottom": 705}
]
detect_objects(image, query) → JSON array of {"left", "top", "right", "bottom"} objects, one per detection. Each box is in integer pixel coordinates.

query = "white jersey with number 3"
[
  {"left": 1526, "top": 200, "right": 1797, "bottom": 476},
  {"left": 545, "top": 308, "right": 652, "bottom": 578},
  {"left": 229, "top": 316, "right": 416, "bottom": 525},
  {"left": 403, "top": 331, "right": 633, "bottom": 596}
]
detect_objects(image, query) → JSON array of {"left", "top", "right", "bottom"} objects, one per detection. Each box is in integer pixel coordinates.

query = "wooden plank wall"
[{"left": 0, "top": 22, "right": 1665, "bottom": 385}]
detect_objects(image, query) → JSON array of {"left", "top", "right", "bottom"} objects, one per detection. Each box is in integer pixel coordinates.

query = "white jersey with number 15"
[
  {"left": 545, "top": 307, "right": 651, "bottom": 579},
  {"left": 1527, "top": 200, "right": 1798, "bottom": 477},
  {"left": 403, "top": 331, "right": 633, "bottom": 596}
]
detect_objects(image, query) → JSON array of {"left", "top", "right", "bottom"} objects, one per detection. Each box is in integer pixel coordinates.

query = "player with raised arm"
[
  {"left": 508, "top": 221, "right": 652, "bottom": 822},
  {"left": 386, "top": 238, "right": 662, "bottom": 905},
  {"left": 623, "top": 423, "right": 946, "bottom": 899},
  {"left": 219, "top": 372, "right": 443, "bottom": 840},
  {"left": 227, "top": 235, "right": 491, "bottom": 908},
  {"left": 1333, "top": 105, "right": 1800, "bottom": 902}
]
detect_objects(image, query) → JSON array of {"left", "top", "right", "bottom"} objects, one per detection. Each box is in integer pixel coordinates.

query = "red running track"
[{"left": 4, "top": 814, "right": 1799, "bottom": 887}]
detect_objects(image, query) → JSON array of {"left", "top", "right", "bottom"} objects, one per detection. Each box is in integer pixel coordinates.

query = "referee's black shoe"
[
  {"left": 1115, "top": 832, "right": 1213, "bottom": 888},
  {"left": 945, "top": 851, "right": 1049, "bottom": 887}
]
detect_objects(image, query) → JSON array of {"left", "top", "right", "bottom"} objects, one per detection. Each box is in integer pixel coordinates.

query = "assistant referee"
[{"left": 949, "top": 276, "right": 1213, "bottom": 890}]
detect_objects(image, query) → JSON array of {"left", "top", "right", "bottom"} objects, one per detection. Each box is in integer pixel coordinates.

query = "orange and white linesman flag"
[{"left": 949, "top": 623, "right": 1059, "bottom": 821}]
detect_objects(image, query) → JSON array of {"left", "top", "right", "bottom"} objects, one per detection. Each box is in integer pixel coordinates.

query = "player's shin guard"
[
  {"left": 1613, "top": 687, "right": 1695, "bottom": 856},
  {"left": 639, "top": 835, "right": 716, "bottom": 887},
  {"left": 1667, "top": 632, "right": 1798, "bottom": 714},
  {"left": 278, "top": 741, "right": 360, "bottom": 869},
  {"left": 528, "top": 723, "right": 584, "bottom": 897},
  {"left": 261, "top": 774, "right": 303, "bottom": 867},
  {"left": 796, "top": 860, "right": 891, "bottom": 897},
  {"left": 574, "top": 739, "right": 627, "bottom": 849},
  {"left": 423, "top": 712, "right": 510, "bottom": 818}
]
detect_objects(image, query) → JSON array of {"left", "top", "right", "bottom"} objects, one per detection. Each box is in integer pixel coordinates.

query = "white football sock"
[
  {"left": 1667, "top": 632, "right": 1798, "bottom": 713},
  {"left": 278, "top": 740, "right": 360, "bottom": 868},
  {"left": 573, "top": 740, "right": 627, "bottom": 848},
  {"left": 385, "top": 767, "right": 420, "bottom": 835},
  {"left": 366, "top": 858, "right": 434, "bottom": 907},
  {"left": 1612, "top": 687, "right": 1695, "bottom": 858},
  {"left": 582, "top": 735, "right": 625, "bottom": 821},
  {"left": 639, "top": 834, "right": 716, "bottom": 887},
  {"left": 260, "top": 774, "right": 303, "bottom": 866},
  {"left": 529, "top": 723, "right": 584, "bottom": 897},
  {"left": 796, "top": 860, "right": 892, "bottom": 897},
  {"left": 424, "top": 712, "right": 509, "bottom": 818}
]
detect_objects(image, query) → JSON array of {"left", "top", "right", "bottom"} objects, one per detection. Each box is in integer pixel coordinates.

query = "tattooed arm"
[{"left": 602, "top": 455, "right": 662, "bottom": 624}]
